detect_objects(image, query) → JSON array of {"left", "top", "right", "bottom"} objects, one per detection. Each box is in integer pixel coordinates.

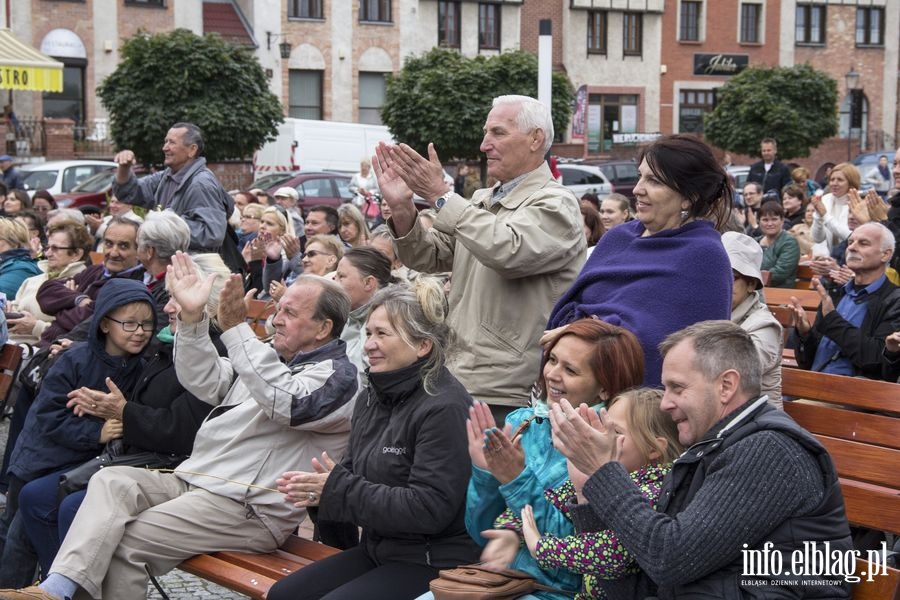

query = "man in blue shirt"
[{"left": 792, "top": 222, "right": 900, "bottom": 380}]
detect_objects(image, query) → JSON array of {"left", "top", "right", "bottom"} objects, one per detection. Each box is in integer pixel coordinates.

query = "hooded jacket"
[
  {"left": 8, "top": 278, "right": 155, "bottom": 482},
  {"left": 0, "top": 248, "right": 41, "bottom": 301}
]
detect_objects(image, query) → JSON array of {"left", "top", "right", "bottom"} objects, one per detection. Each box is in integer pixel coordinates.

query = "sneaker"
[{"left": 0, "top": 586, "right": 62, "bottom": 600}]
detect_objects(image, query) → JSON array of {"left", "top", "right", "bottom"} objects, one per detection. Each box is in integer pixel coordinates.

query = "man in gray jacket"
[
  {"left": 112, "top": 122, "right": 234, "bottom": 255},
  {"left": 374, "top": 95, "right": 585, "bottom": 418},
  {"left": 0, "top": 255, "right": 362, "bottom": 600}
]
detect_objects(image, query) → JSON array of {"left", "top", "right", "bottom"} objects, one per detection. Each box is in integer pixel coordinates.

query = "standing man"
[
  {"left": 112, "top": 122, "right": 239, "bottom": 269},
  {"left": 550, "top": 321, "right": 852, "bottom": 598},
  {"left": 0, "top": 156, "right": 23, "bottom": 191},
  {"left": 792, "top": 222, "right": 900, "bottom": 380},
  {"left": 374, "top": 95, "right": 585, "bottom": 416},
  {"left": 747, "top": 138, "right": 792, "bottom": 196}
]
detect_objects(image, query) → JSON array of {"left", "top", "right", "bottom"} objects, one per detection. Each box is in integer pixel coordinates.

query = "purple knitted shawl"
[{"left": 548, "top": 219, "right": 732, "bottom": 386}]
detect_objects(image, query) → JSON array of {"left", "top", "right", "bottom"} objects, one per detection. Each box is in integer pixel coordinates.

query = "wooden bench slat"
[
  {"left": 813, "top": 436, "right": 900, "bottom": 489},
  {"left": 763, "top": 287, "right": 820, "bottom": 310},
  {"left": 179, "top": 554, "right": 276, "bottom": 600},
  {"left": 852, "top": 558, "right": 900, "bottom": 600},
  {"left": 278, "top": 535, "right": 342, "bottom": 560},
  {"left": 838, "top": 479, "right": 900, "bottom": 535},
  {"left": 783, "top": 369, "right": 900, "bottom": 415},
  {"left": 785, "top": 402, "right": 900, "bottom": 450}
]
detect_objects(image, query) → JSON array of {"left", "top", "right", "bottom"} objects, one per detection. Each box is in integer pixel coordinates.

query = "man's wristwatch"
[{"left": 434, "top": 191, "right": 452, "bottom": 211}]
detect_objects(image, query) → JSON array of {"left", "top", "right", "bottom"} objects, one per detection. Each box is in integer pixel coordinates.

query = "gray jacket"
[
  {"left": 112, "top": 158, "right": 233, "bottom": 251},
  {"left": 173, "top": 316, "right": 362, "bottom": 542},
  {"left": 731, "top": 291, "right": 783, "bottom": 408}
]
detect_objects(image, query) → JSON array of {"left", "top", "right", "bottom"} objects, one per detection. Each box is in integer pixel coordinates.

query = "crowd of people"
[{"left": 0, "top": 95, "right": 896, "bottom": 600}]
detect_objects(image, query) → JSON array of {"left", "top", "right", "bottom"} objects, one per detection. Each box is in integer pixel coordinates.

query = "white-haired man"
[
  {"left": 374, "top": 95, "right": 585, "bottom": 419},
  {"left": 792, "top": 222, "right": 900, "bottom": 380}
]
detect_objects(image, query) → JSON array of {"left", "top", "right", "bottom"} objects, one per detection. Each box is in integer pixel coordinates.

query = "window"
[
  {"left": 587, "top": 11, "right": 607, "bottom": 54},
  {"left": 623, "top": 12, "right": 642, "bottom": 56},
  {"left": 856, "top": 7, "right": 884, "bottom": 46},
  {"left": 478, "top": 4, "right": 501, "bottom": 50},
  {"left": 678, "top": 89, "right": 717, "bottom": 133},
  {"left": 359, "top": 72, "right": 386, "bottom": 125},
  {"left": 288, "top": 70, "right": 322, "bottom": 120},
  {"left": 740, "top": 3, "right": 761, "bottom": 43},
  {"left": 438, "top": 1, "right": 461, "bottom": 48},
  {"left": 360, "top": 0, "right": 391, "bottom": 22},
  {"left": 289, "top": 0, "right": 322, "bottom": 19},
  {"left": 795, "top": 4, "right": 825, "bottom": 44},
  {"left": 299, "top": 177, "right": 334, "bottom": 198},
  {"left": 43, "top": 64, "right": 84, "bottom": 123},
  {"left": 124, "top": 0, "right": 164, "bottom": 5},
  {"left": 679, "top": 1, "right": 701, "bottom": 42}
]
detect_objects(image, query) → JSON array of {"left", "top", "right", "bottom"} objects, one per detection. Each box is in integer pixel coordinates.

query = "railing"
[
  {"left": 74, "top": 118, "right": 116, "bottom": 158},
  {"left": 3, "top": 116, "right": 44, "bottom": 157}
]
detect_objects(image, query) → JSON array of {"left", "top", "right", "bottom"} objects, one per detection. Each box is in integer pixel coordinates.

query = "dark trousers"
[
  {"left": 266, "top": 545, "right": 440, "bottom": 600},
  {"left": 0, "top": 387, "right": 35, "bottom": 494},
  {"left": 18, "top": 470, "right": 83, "bottom": 576},
  {"left": 0, "top": 475, "right": 38, "bottom": 587}
]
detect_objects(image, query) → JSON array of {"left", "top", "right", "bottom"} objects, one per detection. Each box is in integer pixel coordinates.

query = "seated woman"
[
  {"left": 7, "top": 220, "right": 93, "bottom": 345},
  {"left": 810, "top": 162, "right": 859, "bottom": 254},
  {"left": 0, "top": 279, "right": 156, "bottom": 587},
  {"left": 15, "top": 255, "right": 230, "bottom": 577},
  {"left": 519, "top": 388, "right": 682, "bottom": 600},
  {"left": 580, "top": 204, "right": 604, "bottom": 257},
  {"left": 301, "top": 234, "right": 343, "bottom": 278},
  {"left": 244, "top": 205, "right": 293, "bottom": 297},
  {"left": 781, "top": 184, "right": 808, "bottom": 230},
  {"left": 0, "top": 219, "right": 41, "bottom": 301},
  {"left": 337, "top": 204, "right": 371, "bottom": 248},
  {"left": 458, "top": 319, "right": 645, "bottom": 599},
  {"left": 267, "top": 279, "right": 480, "bottom": 600},
  {"left": 334, "top": 246, "right": 397, "bottom": 373},
  {"left": 548, "top": 135, "right": 732, "bottom": 387},
  {"left": 598, "top": 193, "right": 632, "bottom": 231},
  {"left": 237, "top": 202, "right": 265, "bottom": 251},
  {"left": 722, "top": 232, "right": 783, "bottom": 409},
  {"left": 756, "top": 201, "right": 800, "bottom": 288}
]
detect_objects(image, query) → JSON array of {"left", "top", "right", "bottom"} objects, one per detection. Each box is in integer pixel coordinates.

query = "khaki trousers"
[{"left": 50, "top": 466, "right": 279, "bottom": 599}]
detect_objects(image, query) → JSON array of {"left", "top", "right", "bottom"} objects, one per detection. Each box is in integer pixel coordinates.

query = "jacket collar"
[
  {"left": 287, "top": 337, "right": 348, "bottom": 368},
  {"left": 367, "top": 356, "right": 427, "bottom": 407},
  {"left": 473, "top": 162, "right": 555, "bottom": 211}
]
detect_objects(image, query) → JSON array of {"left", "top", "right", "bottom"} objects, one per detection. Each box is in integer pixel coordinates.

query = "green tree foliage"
[
  {"left": 97, "top": 29, "right": 283, "bottom": 166},
  {"left": 704, "top": 64, "right": 838, "bottom": 159},
  {"left": 381, "top": 48, "right": 574, "bottom": 166}
]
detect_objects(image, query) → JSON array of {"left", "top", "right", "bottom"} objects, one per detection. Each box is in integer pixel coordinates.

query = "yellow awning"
[{"left": 0, "top": 29, "right": 63, "bottom": 92}]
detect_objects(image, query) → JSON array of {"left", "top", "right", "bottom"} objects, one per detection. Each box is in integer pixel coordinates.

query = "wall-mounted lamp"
[{"left": 267, "top": 32, "right": 292, "bottom": 59}]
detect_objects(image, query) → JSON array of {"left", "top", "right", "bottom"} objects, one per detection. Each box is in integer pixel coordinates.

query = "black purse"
[{"left": 57, "top": 439, "right": 185, "bottom": 502}]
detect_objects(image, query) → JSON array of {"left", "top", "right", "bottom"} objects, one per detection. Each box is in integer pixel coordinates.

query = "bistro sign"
[{"left": 693, "top": 53, "right": 748, "bottom": 76}]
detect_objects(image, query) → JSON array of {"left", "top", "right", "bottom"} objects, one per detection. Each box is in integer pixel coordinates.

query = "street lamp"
[
  {"left": 267, "top": 32, "right": 293, "bottom": 59},
  {"left": 845, "top": 66, "right": 860, "bottom": 160}
]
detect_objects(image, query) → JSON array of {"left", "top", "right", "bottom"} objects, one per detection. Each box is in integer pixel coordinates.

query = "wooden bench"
[
  {"left": 782, "top": 368, "right": 900, "bottom": 599},
  {"left": 794, "top": 263, "right": 815, "bottom": 289},
  {"left": 0, "top": 343, "right": 24, "bottom": 418},
  {"left": 246, "top": 299, "right": 276, "bottom": 340},
  {"left": 178, "top": 535, "right": 340, "bottom": 599},
  {"left": 763, "top": 287, "right": 821, "bottom": 311}
]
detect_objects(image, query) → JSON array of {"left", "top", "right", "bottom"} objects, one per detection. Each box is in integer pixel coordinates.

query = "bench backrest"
[{"left": 0, "top": 343, "right": 23, "bottom": 415}]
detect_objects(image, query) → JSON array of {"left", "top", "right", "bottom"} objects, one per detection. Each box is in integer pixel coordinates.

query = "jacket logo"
[{"left": 382, "top": 446, "right": 407, "bottom": 456}]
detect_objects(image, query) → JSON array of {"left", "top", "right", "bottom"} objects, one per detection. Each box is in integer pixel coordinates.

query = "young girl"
[{"left": 520, "top": 388, "right": 683, "bottom": 600}]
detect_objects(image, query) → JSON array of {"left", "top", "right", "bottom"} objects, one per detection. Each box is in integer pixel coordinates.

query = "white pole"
[{"left": 538, "top": 20, "right": 552, "bottom": 112}]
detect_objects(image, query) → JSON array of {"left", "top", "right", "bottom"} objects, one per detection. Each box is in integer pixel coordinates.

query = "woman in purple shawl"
[{"left": 547, "top": 135, "right": 733, "bottom": 386}]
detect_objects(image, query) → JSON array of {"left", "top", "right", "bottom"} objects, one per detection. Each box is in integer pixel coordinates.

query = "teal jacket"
[
  {"left": 0, "top": 248, "right": 41, "bottom": 300},
  {"left": 465, "top": 407, "right": 580, "bottom": 599},
  {"left": 758, "top": 230, "right": 800, "bottom": 288}
]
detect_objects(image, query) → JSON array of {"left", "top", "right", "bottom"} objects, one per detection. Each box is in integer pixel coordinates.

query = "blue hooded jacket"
[{"left": 8, "top": 278, "right": 156, "bottom": 482}]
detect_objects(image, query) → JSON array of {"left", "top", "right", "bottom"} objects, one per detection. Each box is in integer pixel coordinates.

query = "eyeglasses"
[
  {"left": 304, "top": 250, "right": 334, "bottom": 259},
  {"left": 46, "top": 245, "right": 75, "bottom": 253},
  {"left": 105, "top": 317, "right": 155, "bottom": 332}
]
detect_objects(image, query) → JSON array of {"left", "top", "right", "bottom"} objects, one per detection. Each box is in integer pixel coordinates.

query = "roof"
[
  {"left": 0, "top": 28, "right": 63, "bottom": 92},
  {"left": 203, "top": 1, "right": 255, "bottom": 47}
]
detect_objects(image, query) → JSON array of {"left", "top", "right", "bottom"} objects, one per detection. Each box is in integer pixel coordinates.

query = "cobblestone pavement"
[{"left": 1, "top": 415, "right": 249, "bottom": 599}]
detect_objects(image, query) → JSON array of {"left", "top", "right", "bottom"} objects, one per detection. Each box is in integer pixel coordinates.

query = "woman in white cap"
[{"left": 722, "top": 231, "right": 784, "bottom": 408}]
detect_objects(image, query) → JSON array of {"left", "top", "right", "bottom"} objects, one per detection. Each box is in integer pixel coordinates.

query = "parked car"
[
  {"left": 265, "top": 170, "right": 354, "bottom": 215},
  {"left": 250, "top": 171, "right": 299, "bottom": 191},
  {"left": 54, "top": 167, "right": 149, "bottom": 210},
  {"left": 727, "top": 165, "right": 750, "bottom": 206},
  {"left": 557, "top": 164, "right": 613, "bottom": 198},
  {"left": 19, "top": 160, "right": 117, "bottom": 198},
  {"left": 592, "top": 160, "right": 640, "bottom": 201}
]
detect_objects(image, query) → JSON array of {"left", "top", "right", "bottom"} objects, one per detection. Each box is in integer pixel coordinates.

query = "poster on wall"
[
  {"left": 587, "top": 104, "right": 601, "bottom": 150},
  {"left": 571, "top": 85, "right": 588, "bottom": 141},
  {"left": 621, "top": 105, "right": 637, "bottom": 133}
]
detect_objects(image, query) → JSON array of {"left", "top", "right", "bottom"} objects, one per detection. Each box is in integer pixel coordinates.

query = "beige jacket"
[
  {"left": 732, "top": 291, "right": 784, "bottom": 408},
  {"left": 10, "top": 260, "right": 86, "bottom": 345},
  {"left": 393, "top": 163, "right": 585, "bottom": 406}
]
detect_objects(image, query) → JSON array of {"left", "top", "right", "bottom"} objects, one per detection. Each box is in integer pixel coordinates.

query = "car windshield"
[
  {"left": 22, "top": 170, "right": 58, "bottom": 191},
  {"left": 251, "top": 173, "right": 296, "bottom": 190},
  {"left": 71, "top": 170, "right": 115, "bottom": 193}
]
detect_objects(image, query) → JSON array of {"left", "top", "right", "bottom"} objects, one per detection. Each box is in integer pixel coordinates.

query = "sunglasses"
[{"left": 304, "top": 250, "right": 334, "bottom": 259}]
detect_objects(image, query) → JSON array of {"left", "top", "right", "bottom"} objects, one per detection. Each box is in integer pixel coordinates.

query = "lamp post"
[{"left": 845, "top": 66, "right": 860, "bottom": 161}]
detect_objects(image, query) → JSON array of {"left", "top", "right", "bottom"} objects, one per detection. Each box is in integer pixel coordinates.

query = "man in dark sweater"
[
  {"left": 747, "top": 137, "right": 792, "bottom": 195},
  {"left": 551, "top": 320, "right": 853, "bottom": 599}
]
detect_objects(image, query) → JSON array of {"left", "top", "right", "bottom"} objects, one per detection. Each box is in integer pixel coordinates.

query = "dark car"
[
  {"left": 54, "top": 167, "right": 149, "bottom": 210},
  {"left": 264, "top": 170, "right": 354, "bottom": 215},
  {"left": 592, "top": 160, "right": 640, "bottom": 201}
]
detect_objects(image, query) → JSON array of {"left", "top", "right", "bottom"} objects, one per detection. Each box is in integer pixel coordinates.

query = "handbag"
[
  {"left": 430, "top": 564, "right": 570, "bottom": 600},
  {"left": 57, "top": 439, "right": 185, "bottom": 501}
]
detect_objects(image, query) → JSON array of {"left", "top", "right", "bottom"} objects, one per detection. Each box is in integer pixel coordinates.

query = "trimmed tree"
[
  {"left": 703, "top": 64, "right": 838, "bottom": 159},
  {"left": 97, "top": 29, "right": 283, "bottom": 166},
  {"left": 381, "top": 47, "right": 574, "bottom": 176}
]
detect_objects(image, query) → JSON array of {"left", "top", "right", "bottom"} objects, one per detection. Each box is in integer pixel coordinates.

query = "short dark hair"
[
  {"left": 308, "top": 205, "right": 339, "bottom": 234},
  {"left": 580, "top": 204, "right": 605, "bottom": 246},
  {"left": 639, "top": 134, "right": 732, "bottom": 230},
  {"left": 580, "top": 193, "right": 600, "bottom": 210},
  {"left": 171, "top": 122, "right": 204, "bottom": 156},
  {"left": 761, "top": 138, "right": 777, "bottom": 147},
  {"left": 758, "top": 200, "right": 784, "bottom": 219},
  {"left": 343, "top": 246, "right": 397, "bottom": 288}
]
